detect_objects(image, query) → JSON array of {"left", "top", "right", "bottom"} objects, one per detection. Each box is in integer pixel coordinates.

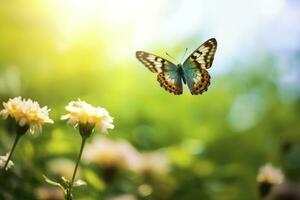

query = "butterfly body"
[
  {"left": 136, "top": 38, "right": 217, "bottom": 95},
  {"left": 176, "top": 64, "right": 186, "bottom": 84}
]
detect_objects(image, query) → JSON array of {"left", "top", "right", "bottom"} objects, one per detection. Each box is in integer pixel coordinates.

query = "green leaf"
[
  {"left": 61, "top": 176, "right": 70, "bottom": 186},
  {"left": 73, "top": 179, "right": 87, "bottom": 187},
  {"left": 84, "top": 169, "right": 105, "bottom": 191},
  {"left": 43, "top": 175, "right": 66, "bottom": 194}
]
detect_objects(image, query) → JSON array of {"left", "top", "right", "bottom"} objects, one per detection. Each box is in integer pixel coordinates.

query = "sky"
[{"left": 43, "top": 0, "right": 299, "bottom": 74}]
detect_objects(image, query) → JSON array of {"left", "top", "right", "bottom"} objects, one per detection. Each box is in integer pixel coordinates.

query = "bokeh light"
[{"left": 0, "top": 0, "right": 300, "bottom": 199}]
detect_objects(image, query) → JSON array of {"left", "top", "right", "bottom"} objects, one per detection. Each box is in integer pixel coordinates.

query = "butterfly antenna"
[
  {"left": 180, "top": 48, "right": 188, "bottom": 64},
  {"left": 165, "top": 52, "right": 179, "bottom": 63}
]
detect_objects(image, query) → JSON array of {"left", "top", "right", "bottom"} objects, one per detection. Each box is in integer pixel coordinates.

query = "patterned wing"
[
  {"left": 182, "top": 38, "right": 217, "bottom": 95},
  {"left": 136, "top": 51, "right": 183, "bottom": 95}
]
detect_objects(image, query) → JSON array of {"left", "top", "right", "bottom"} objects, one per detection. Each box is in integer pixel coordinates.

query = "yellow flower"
[
  {"left": 61, "top": 99, "right": 114, "bottom": 134},
  {"left": 0, "top": 153, "right": 14, "bottom": 170},
  {"left": 257, "top": 163, "right": 284, "bottom": 185},
  {"left": 0, "top": 96, "right": 53, "bottom": 134}
]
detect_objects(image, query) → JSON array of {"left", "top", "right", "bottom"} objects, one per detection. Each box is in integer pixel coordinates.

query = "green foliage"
[
  {"left": 43, "top": 175, "right": 86, "bottom": 200},
  {"left": 0, "top": 1, "right": 300, "bottom": 200}
]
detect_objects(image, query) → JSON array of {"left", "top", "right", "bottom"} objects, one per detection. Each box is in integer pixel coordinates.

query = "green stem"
[
  {"left": 67, "top": 137, "right": 87, "bottom": 200},
  {"left": 2, "top": 133, "right": 21, "bottom": 172}
]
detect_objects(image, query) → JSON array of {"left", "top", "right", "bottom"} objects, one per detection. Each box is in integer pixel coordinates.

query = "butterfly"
[{"left": 136, "top": 38, "right": 217, "bottom": 95}]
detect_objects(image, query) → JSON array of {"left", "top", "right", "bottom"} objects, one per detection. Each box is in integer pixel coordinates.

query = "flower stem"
[
  {"left": 67, "top": 137, "right": 87, "bottom": 199},
  {"left": 2, "top": 133, "right": 21, "bottom": 172}
]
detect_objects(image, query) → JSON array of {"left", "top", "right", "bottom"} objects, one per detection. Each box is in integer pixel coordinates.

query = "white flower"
[
  {"left": 0, "top": 153, "right": 14, "bottom": 170},
  {"left": 257, "top": 163, "right": 284, "bottom": 185},
  {"left": 83, "top": 137, "right": 170, "bottom": 176},
  {"left": 83, "top": 137, "right": 139, "bottom": 169},
  {"left": 133, "top": 152, "right": 170, "bottom": 176},
  {"left": 0, "top": 96, "right": 53, "bottom": 134},
  {"left": 61, "top": 99, "right": 114, "bottom": 133}
]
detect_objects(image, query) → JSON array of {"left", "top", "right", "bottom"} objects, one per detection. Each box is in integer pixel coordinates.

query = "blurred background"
[{"left": 0, "top": 0, "right": 300, "bottom": 199}]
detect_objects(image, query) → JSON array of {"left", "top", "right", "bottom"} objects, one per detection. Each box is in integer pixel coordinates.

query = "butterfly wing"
[
  {"left": 182, "top": 38, "right": 217, "bottom": 95},
  {"left": 136, "top": 51, "right": 183, "bottom": 95}
]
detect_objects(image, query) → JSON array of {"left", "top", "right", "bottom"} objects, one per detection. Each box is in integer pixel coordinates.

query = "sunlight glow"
[
  {"left": 44, "top": 0, "right": 286, "bottom": 70},
  {"left": 46, "top": 0, "right": 165, "bottom": 64}
]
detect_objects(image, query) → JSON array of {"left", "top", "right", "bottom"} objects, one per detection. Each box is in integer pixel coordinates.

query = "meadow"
[{"left": 0, "top": 0, "right": 300, "bottom": 200}]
